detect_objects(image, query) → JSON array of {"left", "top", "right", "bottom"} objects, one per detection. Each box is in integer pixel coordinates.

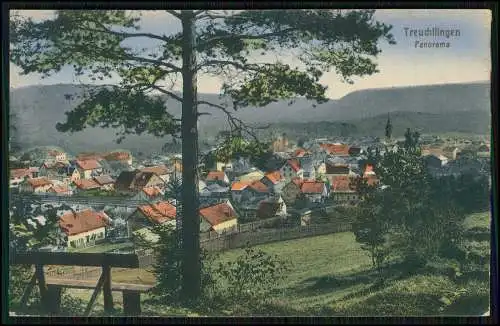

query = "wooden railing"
[{"left": 10, "top": 252, "right": 152, "bottom": 316}]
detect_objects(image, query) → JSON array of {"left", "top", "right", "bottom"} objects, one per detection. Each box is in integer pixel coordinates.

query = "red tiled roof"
[
  {"left": 142, "top": 186, "right": 162, "bottom": 198},
  {"left": 76, "top": 159, "right": 101, "bottom": 170},
  {"left": 138, "top": 201, "right": 176, "bottom": 224},
  {"left": 301, "top": 181, "right": 326, "bottom": 194},
  {"left": 291, "top": 177, "right": 304, "bottom": 187},
  {"left": 200, "top": 202, "right": 237, "bottom": 226},
  {"left": 103, "top": 152, "right": 131, "bottom": 161},
  {"left": 330, "top": 176, "right": 356, "bottom": 192},
  {"left": 286, "top": 159, "right": 301, "bottom": 172},
  {"left": 141, "top": 165, "right": 170, "bottom": 176},
  {"left": 27, "top": 177, "right": 52, "bottom": 188},
  {"left": 49, "top": 184, "right": 71, "bottom": 194},
  {"left": 76, "top": 153, "right": 104, "bottom": 161},
  {"left": 231, "top": 181, "right": 250, "bottom": 191},
  {"left": 74, "top": 178, "right": 101, "bottom": 190},
  {"left": 320, "top": 143, "right": 350, "bottom": 156},
  {"left": 11, "top": 168, "right": 30, "bottom": 179},
  {"left": 206, "top": 171, "right": 227, "bottom": 181},
  {"left": 59, "top": 209, "right": 110, "bottom": 236},
  {"left": 249, "top": 180, "right": 269, "bottom": 193},
  {"left": 263, "top": 171, "right": 283, "bottom": 184},
  {"left": 293, "top": 148, "right": 310, "bottom": 158}
]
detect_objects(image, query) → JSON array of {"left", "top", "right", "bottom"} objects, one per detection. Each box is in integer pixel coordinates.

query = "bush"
[{"left": 212, "top": 247, "right": 291, "bottom": 309}]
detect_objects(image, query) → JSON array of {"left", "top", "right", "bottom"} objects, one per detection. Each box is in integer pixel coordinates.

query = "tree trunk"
[{"left": 180, "top": 10, "right": 201, "bottom": 302}]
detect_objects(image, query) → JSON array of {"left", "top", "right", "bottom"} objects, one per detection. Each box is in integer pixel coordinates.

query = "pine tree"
[
  {"left": 11, "top": 9, "right": 395, "bottom": 300},
  {"left": 385, "top": 113, "right": 392, "bottom": 141}
]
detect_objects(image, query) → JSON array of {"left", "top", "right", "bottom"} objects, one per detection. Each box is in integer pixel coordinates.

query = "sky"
[{"left": 9, "top": 9, "right": 492, "bottom": 99}]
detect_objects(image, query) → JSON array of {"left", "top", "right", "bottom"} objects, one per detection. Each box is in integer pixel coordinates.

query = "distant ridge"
[{"left": 9, "top": 81, "right": 490, "bottom": 155}]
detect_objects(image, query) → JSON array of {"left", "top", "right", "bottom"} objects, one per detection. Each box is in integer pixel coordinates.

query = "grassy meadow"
[{"left": 19, "top": 211, "right": 490, "bottom": 317}]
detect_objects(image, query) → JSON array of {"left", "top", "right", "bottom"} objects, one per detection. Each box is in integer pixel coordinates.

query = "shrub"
[{"left": 213, "top": 246, "right": 292, "bottom": 308}]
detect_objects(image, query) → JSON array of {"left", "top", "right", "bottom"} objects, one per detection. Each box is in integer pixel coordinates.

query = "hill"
[
  {"left": 265, "top": 110, "right": 490, "bottom": 140},
  {"left": 9, "top": 82, "right": 490, "bottom": 155}
]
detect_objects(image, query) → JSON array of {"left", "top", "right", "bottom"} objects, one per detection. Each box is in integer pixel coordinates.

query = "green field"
[
  {"left": 35, "top": 211, "right": 491, "bottom": 316},
  {"left": 71, "top": 242, "right": 134, "bottom": 254}
]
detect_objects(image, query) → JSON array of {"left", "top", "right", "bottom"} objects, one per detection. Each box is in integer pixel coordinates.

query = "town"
[
  {"left": 8, "top": 125, "right": 491, "bottom": 254},
  {"left": 7, "top": 7, "right": 492, "bottom": 319}
]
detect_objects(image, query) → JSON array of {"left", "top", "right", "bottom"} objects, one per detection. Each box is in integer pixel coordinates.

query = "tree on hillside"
[
  {"left": 354, "top": 128, "right": 470, "bottom": 273},
  {"left": 384, "top": 113, "right": 392, "bottom": 141},
  {"left": 11, "top": 9, "right": 395, "bottom": 301}
]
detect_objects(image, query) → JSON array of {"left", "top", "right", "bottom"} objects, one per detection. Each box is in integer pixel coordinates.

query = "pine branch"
[{"left": 197, "top": 28, "right": 296, "bottom": 49}]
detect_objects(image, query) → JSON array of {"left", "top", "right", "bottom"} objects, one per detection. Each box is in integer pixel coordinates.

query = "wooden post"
[
  {"left": 46, "top": 285, "right": 62, "bottom": 315},
  {"left": 122, "top": 291, "right": 141, "bottom": 316},
  {"left": 84, "top": 271, "right": 106, "bottom": 316},
  {"left": 34, "top": 264, "right": 49, "bottom": 311},
  {"left": 102, "top": 265, "right": 113, "bottom": 313}
]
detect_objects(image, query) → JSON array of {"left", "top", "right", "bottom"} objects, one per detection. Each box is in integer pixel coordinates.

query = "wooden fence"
[
  {"left": 42, "top": 218, "right": 351, "bottom": 280},
  {"left": 198, "top": 216, "right": 283, "bottom": 242},
  {"left": 200, "top": 221, "right": 352, "bottom": 252}
]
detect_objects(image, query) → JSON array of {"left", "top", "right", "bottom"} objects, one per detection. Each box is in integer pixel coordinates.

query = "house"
[
  {"left": 19, "top": 177, "right": 53, "bottom": 193},
  {"left": 199, "top": 201, "right": 238, "bottom": 234},
  {"left": 215, "top": 160, "right": 233, "bottom": 172},
  {"left": 127, "top": 201, "right": 177, "bottom": 235},
  {"left": 260, "top": 171, "right": 286, "bottom": 195},
  {"left": 330, "top": 176, "right": 359, "bottom": 205},
  {"left": 244, "top": 180, "right": 270, "bottom": 201},
  {"left": 131, "top": 186, "right": 165, "bottom": 202},
  {"left": 237, "top": 168, "right": 265, "bottom": 183},
  {"left": 74, "top": 159, "right": 103, "bottom": 179},
  {"left": 59, "top": 209, "right": 110, "bottom": 249},
  {"left": 39, "top": 161, "right": 68, "bottom": 180},
  {"left": 141, "top": 165, "right": 171, "bottom": 183},
  {"left": 292, "top": 148, "right": 311, "bottom": 159},
  {"left": 315, "top": 162, "right": 327, "bottom": 176},
  {"left": 103, "top": 151, "right": 133, "bottom": 166},
  {"left": 73, "top": 178, "right": 101, "bottom": 192},
  {"left": 76, "top": 152, "right": 104, "bottom": 161},
  {"left": 325, "top": 163, "right": 351, "bottom": 176},
  {"left": 47, "top": 184, "right": 73, "bottom": 196},
  {"left": 205, "top": 171, "right": 230, "bottom": 186},
  {"left": 10, "top": 168, "right": 39, "bottom": 188},
  {"left": 442, "top": 146, "right": 460, "bottom": 160},
  {"left": 271, "top": 134, "right": 289, "bottom": 152},
  {"left": 93, "top": 175, "right": 115, "bottom": 191},
  {"left": 300, "top": 181, "right": 329, "bottom": 206},
  {"left": 280, "top": 159, "right": 304, "bottom": 180},
  {"left": 320, "top": 143, "right": 350, "bottom": 156},
  {"left": 40, "top": 162, "right": 80, "bottom": 184},
  {"left": 231, "top": 181, "right": 251, "bottom": 203},
  {"left": 206, "top": 183, "right": 230, "bottom": 198},
  {"left": 48, "top": 150, "right": 67, "bottom": 162},
  {"left": 301, "top": 159, "right": 316, "bottom": 180},
  {"left": 114, "top": 170, "right": 165, "bottom": 194}
]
